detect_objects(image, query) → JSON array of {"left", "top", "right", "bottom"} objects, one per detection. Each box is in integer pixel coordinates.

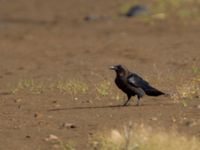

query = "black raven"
[{"left": 110, "top": 65, "right": 166, "bottom": 106}]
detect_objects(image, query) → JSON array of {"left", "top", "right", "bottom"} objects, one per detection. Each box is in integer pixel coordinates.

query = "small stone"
[
  {"left": 74, "top": 97, "right": 78, "bottom": 101},
  {"left": 14, "top": 99, "right": 22, "bottom": 103},
  {"left": 84, "top": 100, "right": 92, "bottom": 104},
  {"left": 111, "top": 130, "right": 123, "bottom": 143},
  {"left": 84, "top": 15, "right": 98, "bottom": 21},
  {"left": 150, "top": 117, "right": 158, "bottom": 121},
  {"left": 185, "top": 120, "right": 197, "bottom": 127},
  {"left": 172, "top": 117, "right": 176, "bottom": 123},
  {"left": 183, "top": 117, "right": 187, "bottom": 120},
  {"left": 13, "top": 126, "right": 21, "bottom": 129},
  {"left": 197, "top": 105, "right": 200, "bottom": 109},
  {"left": 45, "top": 134, "right": 59, "bottom": 141},
  {"left": 62, "top": 123, "right": 76, "bottom": 129},
  {"left": 34, "top": 113, "right": 42, "bottom": 118}
]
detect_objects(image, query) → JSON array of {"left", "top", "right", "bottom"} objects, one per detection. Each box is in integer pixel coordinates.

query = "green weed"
[
  {"left": 95, "top": 80, "right": 111, "bottom": 96},
  {"left": 12, "top": 79, "right": 44, "bottom": 94},
  {"left": 171, "top": 77, "right": 200, "bottom": 106},
  {"left": 54, "top": 79, "right": 88, "bottom": 95},
  {"left": 12, "top": 79, "right": 89, "bottom": 96},
  {"left": 59, "top": 140, "right": 76, "bottom": 150},
  {"left": 192, "top": 66, "right": 200, "bottom": 74},
  {"left": 153, "top": 0, "right": 200, "bottom": 20}
]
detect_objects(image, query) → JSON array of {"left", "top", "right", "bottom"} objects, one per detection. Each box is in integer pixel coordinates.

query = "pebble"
[
  {"left": 84, "top": 15, "right": 98, "bottom": 21},
  {"left": 185, "top": 120, "right": 197, "bottom": 127},
  {"left": 14, "top": 99, "right": 22, "bottom": 103},
  {"left": 150, "top": 117, "right": 158, "bottom": 121},
  {"left": 34, "top": 113, "right": 42, "bottom": 118},
  {"left": 45, "top": 134, "right": 59, "bottom": 141},
  {"left": 62, "top": 123, "right": 76, "bottom": 129},
  {"left": 85, "top": 100, "right": 92, "bottom": 104},
  {"left": 172, "top": 117, "right": 176, "bottom": 123},
  {"left": 111, "top": 130, "right": 123, "bottom": 143}
]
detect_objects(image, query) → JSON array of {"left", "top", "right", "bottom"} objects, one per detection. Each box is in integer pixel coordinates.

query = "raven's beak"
[{"left": 110, "top": 66, "right": 116, "bottom": 70}]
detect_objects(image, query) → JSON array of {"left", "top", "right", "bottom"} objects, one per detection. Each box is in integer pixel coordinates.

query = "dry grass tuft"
[
  {"left": 12, "top": 79, "right": 45, "bottom": 94},
  {"left": 91, "top": 124, "right": 200, "bottom": 150},
  {"left": 95, "top": 80, "right": 111, "bottom": 96},
  {"left": 171, "top": 77, "right": 200, "bottom": 106},
  {"left": 54, "top": 79, "right": 89, "bottom": 95}
]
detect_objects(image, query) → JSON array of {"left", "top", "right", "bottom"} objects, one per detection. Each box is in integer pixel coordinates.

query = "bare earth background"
[{"left": 0, "top": 0, "right": 200, "bottom": 149}]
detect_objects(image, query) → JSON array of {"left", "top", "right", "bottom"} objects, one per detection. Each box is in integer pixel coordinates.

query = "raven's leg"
[
  {"left": 136, "top": 95, "right": 141, "bottom": 106},
  {"left": 123, "top": 94, "right": 131, "bottom": 106}
]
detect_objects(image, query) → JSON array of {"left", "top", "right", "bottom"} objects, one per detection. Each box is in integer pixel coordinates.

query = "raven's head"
[{"left": 110, "top": 65, "right": 128, "bottom": 76}]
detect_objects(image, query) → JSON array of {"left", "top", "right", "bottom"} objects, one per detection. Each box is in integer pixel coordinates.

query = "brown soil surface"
[{"left": 0, "top": 0, "right": 200, "bottom": 150}]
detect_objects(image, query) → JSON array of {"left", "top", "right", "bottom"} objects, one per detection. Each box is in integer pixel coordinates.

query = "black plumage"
[{"left": 110, "top": 65, "right": 166, "bottom": 106}]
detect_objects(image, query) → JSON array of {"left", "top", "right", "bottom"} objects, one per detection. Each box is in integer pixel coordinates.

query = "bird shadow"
[
  {"left": 48, "top": 101, "right": 175, "bottom": 112},
  {"left": 48, "top": 104, "right": 134, "bottom": 112}
]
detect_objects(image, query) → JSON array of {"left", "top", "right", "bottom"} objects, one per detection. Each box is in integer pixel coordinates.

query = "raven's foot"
[
  {"left": 123, "top": 99, "right": 131, "bottom": 106},
  {"left": 123, "top": 102, "right": 129, "bottom": 106},
  {"left": 136, "top": 100, "right": 140, "bottom": 106}
]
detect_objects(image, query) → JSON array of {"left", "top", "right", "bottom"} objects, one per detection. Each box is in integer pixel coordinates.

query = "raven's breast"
[{"left": 115, "top": 77, "right": 136, "bottom": 96}]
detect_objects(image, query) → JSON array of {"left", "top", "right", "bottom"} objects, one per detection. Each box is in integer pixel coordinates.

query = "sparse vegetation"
[
  {"left": 12, "top": 79, "right": 89, "bottom": 95},
  {"left": 54, "top": 79, "right": 89, "bottom": 95},
  {"left": 91, "top": 124, "right": 200, "bottom": 150},
  {"left": 171, "top": 76, "right": 200, "bottom": 106},
  {"left": 95, "top": 80, "right": 111, "bottom": 96},
  {"left": 12, "top": 79, "right": 45, "bottom": 94},
  {"left": 10, "top": 67, "right": 200, "bottom": 106},
  {"left": 192, "top": 66, "right": 200, "bottom": 74},
  {"left": 153, "top": 0, "right": 200, "bottom": 19},
  {"left": 46, "top": 135, "right": 76, "bottom": 150},
  {"left": 111, "top": 93, "right": 124, "bottom": 101},
  {"left": 59, "top": 140, "right": 76, "bottom": 150},
  {"left": 11, "top": 78, "right": 117, "bottom": 100}
]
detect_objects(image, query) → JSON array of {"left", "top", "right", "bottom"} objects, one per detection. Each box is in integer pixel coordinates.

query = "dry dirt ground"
[{"left": 0, "top": 0, "right": 200, "bottom": 150}]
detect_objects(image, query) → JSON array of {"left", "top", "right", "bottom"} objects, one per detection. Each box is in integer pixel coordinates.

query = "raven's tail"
[{"left": 145, "top": 87, "right": 166, "bottom": 96}]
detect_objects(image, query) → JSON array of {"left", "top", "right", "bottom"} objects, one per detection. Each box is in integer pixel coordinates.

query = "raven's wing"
[
  {"left": 127, "top": 73, "right": 149, "bottom": 88},
  {"left": 128, "top": 73, "right": 165, "bottom": 96}
]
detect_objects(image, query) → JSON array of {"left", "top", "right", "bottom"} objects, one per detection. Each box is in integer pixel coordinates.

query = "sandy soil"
[{"left": 0, "top": 0, "right": 200, "bottom": 149}]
